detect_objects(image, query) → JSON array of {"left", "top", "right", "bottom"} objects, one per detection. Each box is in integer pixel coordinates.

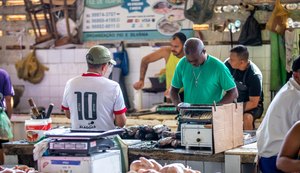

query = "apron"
[{"left": 233, "top": 67, "right": 250, "bottom": 102}]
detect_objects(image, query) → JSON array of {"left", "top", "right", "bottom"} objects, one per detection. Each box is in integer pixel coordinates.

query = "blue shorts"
[{"left": 259, "top": 155, "right": 283, "bottom": 173}]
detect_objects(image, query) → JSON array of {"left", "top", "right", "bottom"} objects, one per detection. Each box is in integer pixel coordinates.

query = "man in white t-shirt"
[
  {"left": 61, "top": 45, "right": 127, "bottom": 131},
  {"left": 257, "top": 56, "right": 300, "bottom": 172}
]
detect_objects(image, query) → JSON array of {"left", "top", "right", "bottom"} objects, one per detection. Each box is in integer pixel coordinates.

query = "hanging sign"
[{"left": 83, "top": 0, "right": 193, "bottom": 41}]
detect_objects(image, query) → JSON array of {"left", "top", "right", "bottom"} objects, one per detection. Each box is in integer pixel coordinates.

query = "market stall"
[
  {"left": 3, "top": 103, "right": 254, "bottom": 173},
  {"left": 2, "top": 140, "right": 257, "bottom": 173},
  {"left": 1, "top": 0, "right": 299, "bottom": 173}
]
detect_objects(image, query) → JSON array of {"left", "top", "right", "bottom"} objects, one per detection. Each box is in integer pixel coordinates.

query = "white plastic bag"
[{"left": 56, "top": 17, "right": 77, "bottom": 37}]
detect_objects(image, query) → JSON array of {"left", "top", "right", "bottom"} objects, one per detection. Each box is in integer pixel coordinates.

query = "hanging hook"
[
  {"left": 121, "top": 41, "right": 125, "bottom": 51},
  {"left": 115, "top": 42, "right": 122, "bottom": 52}
]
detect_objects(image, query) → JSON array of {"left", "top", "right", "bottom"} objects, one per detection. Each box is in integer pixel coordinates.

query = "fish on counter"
[
  {"left": 121, "top": 124, "right": 171, "bottom": 141},
  {"left": 0, "top": 165, "right": 37, "bottom": 173}
]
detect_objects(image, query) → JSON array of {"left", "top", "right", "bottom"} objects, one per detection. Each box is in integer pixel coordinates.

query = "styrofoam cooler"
[
  {"left": 25, "top": 118, "right": 52, "bottom": 143},
  {"left": 38, "top": 150, "right": 121, "bottom": 173}
]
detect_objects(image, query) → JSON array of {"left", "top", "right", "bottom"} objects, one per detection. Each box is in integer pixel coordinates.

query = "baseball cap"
[
  {"left": 86, "top": 45, "right": 116, "bottom": 65},
  {"left": 292, "top": 56, "right": 300, "bottom": 72}
]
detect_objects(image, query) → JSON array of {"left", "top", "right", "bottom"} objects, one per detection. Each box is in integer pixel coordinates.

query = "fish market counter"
[
  {"left": 10, "top": 113, "right": 178, "bottom": 141},
  {"left": 128, "top": 141, "right": 225, "bottom": 163},
  {"left": 3, "top": 140, "right": 35, "bottom": 168},
  {"left": 128, "top": 141, "right": 257, "bottom": 173},
  {"left": 2, "top": 140, "right": 257, "bottom": 173}
]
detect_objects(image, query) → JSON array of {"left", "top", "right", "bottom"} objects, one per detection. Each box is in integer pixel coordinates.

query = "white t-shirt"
[
  {"left": 256, "top": 77, "right": 300, "bottom": 157},
  {"left": 62, "top": 73, "right": 127, "bottom": 131}
]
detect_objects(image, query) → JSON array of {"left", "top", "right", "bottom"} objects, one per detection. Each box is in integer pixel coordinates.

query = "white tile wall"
[
  {"left": 74, "top": 49, "right": 88, "bottom": 63},
  {"left": 0, "top": 48, "right": 87, "bottom": 113},
  {"left": 47, "top": 49, "right": 62, "bottom": 63},
  {"left": 0, "top": 44, "right": 272, "bottom": 113},
  {"left": 35, "top": 50, "right": 48, "bottom": 64},
  {"left": 125, "top": 46, "right": 166, "bottom": 109},
  {"left": 61, "top": 49, "right": 75, "bottom": 63}
]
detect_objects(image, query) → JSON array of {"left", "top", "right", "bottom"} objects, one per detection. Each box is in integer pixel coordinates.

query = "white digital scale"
[{"left": 38, "top": 129, "right": 124, "bottom": 173}]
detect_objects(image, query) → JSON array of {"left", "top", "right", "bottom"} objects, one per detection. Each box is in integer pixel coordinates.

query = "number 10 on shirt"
[{"left": 75, "top": 92, "right": 97, "bottom": 120}]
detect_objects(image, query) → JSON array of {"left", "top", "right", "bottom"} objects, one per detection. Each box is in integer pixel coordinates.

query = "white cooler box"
[{"left": 38, "top": 150, "right": 121, "bottom": 173}]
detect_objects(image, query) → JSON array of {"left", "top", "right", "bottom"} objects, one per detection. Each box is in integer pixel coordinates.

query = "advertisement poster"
[{"left": 83, "top": 0, "right": 194, "bottom": 41}]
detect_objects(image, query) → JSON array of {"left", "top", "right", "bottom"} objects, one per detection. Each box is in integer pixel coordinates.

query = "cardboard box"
[
  {"left": 38, "top": 150, "right": 121, "bottom": 173},
  {"left": 213, "top": 103, "right": 244, "bottom": 153}
]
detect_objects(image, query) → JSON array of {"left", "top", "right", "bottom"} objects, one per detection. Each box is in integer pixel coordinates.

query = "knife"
[
  {"left": 28, "top": 98, "right": 39, "bottom": 119},
  {"left": 45, "top": 103, "right": 54, "bottom": 119}
]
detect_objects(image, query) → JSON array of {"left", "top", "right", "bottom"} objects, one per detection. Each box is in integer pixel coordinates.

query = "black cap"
[{"left": 292, "top": 56, "right": 300, "bottom": 72}]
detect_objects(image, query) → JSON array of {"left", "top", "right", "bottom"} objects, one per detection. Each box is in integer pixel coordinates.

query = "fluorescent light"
[
  {"left": 6, "top": 0, "right": 40, "bottom": 6},
  {"left": 6, "top": 15, "right": 27, "bottom": 21},
  {"left": 28, "top": 28, "right": 48, "bottom": 36},
  {"left": 193, "top": 24, "right": 210, "bottom": 31},
  {"left": 31, "top": 14, "right": 50, "bottom": 20}
]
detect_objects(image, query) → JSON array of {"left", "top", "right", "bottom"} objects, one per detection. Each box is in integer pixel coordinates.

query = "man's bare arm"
[
  {"left": 277, "top": 122, "right": 300, "bottom": 172},
  {"left": 218, "top": 87, "right": 238, "bottom": 104},
  {"left": 133, "top": 47, "right": 171, "bottom": 90},
  {"left": 170, "top": 86, "right": 181, "bottom": 106},
  {"left": 5, "top": 96, "right": 13, "bottom": 119},
  {"left": 115, "top": 113, "right": 127, "bottom": 128},
  {"left": 64, "top": 110, "right": 71, "bottom": 119},
  {"left": 244, "top": 96, "right": 260, "bottom": 111}
]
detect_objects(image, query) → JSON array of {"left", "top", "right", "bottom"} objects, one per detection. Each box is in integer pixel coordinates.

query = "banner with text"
[{"left": 83, "top": 0, "right": 193, "bottom": 41}]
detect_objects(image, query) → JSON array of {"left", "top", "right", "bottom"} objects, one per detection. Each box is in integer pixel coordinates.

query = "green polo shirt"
[{"left": 172, "top": 55, "right": 236, "bottom": 104}]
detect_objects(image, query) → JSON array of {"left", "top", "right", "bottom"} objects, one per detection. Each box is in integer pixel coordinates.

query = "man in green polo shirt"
[{"left": 170, "top": 38, "right": 238, "bottom": 105}]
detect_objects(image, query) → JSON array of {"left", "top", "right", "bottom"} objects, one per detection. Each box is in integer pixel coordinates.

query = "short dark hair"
[
  {"left": 172, "top": 32, "right": 187, "bottom": 45},
  {"left": 292, "top": 55, "right": 300, "bottom": 72},
  {"left": 87, "top": 62, "right": 102, "bottom": 69},
  {"left": 230, "top": 45, "right": 249, "bottom": 61},
  {"left": 184, "top": 38, "right": 204, "bottom": 55}
]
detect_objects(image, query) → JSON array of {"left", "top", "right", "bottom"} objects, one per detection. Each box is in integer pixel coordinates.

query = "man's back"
[
  {"left": 257, "top": 77, "right": 300, "bottom": 157},
  {"left": 62, "top": 73, "right": 125, "bottom": 131}
]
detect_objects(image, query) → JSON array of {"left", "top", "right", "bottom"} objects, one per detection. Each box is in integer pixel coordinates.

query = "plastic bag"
[
  {"left": 113, "top": 51, "right": 129, "bottom": 76},
  {"left": 113, "top": 42, "right": 129, "bottom": 76},
  {"left": 266, "top": 0, "right": 288, "bottom": 35},
  {"left": 56, "top": 17, "right": 77, "bottom": 37},
  {"left": 184, "top": 0, "right": 218, "bottom": 24},
  {"left": 0, "top": 108, "right": 13, "bottom": 139},
  {"left": 238, "top": 11, "right": 262, "bottom": 46}
]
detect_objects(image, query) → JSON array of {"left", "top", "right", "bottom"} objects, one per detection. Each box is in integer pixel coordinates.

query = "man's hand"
[
  {"left": 164, "top": 88, "right": 170, "bottom": 98},
  {"left": 133, "top": 80, "right": 144, "bottom": 90},
  {"left": 170, "top": 86, "right": 181, "bottom": 106},
  {"left": 64, "top": 110, "right": 71, "bottom": 119}
]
